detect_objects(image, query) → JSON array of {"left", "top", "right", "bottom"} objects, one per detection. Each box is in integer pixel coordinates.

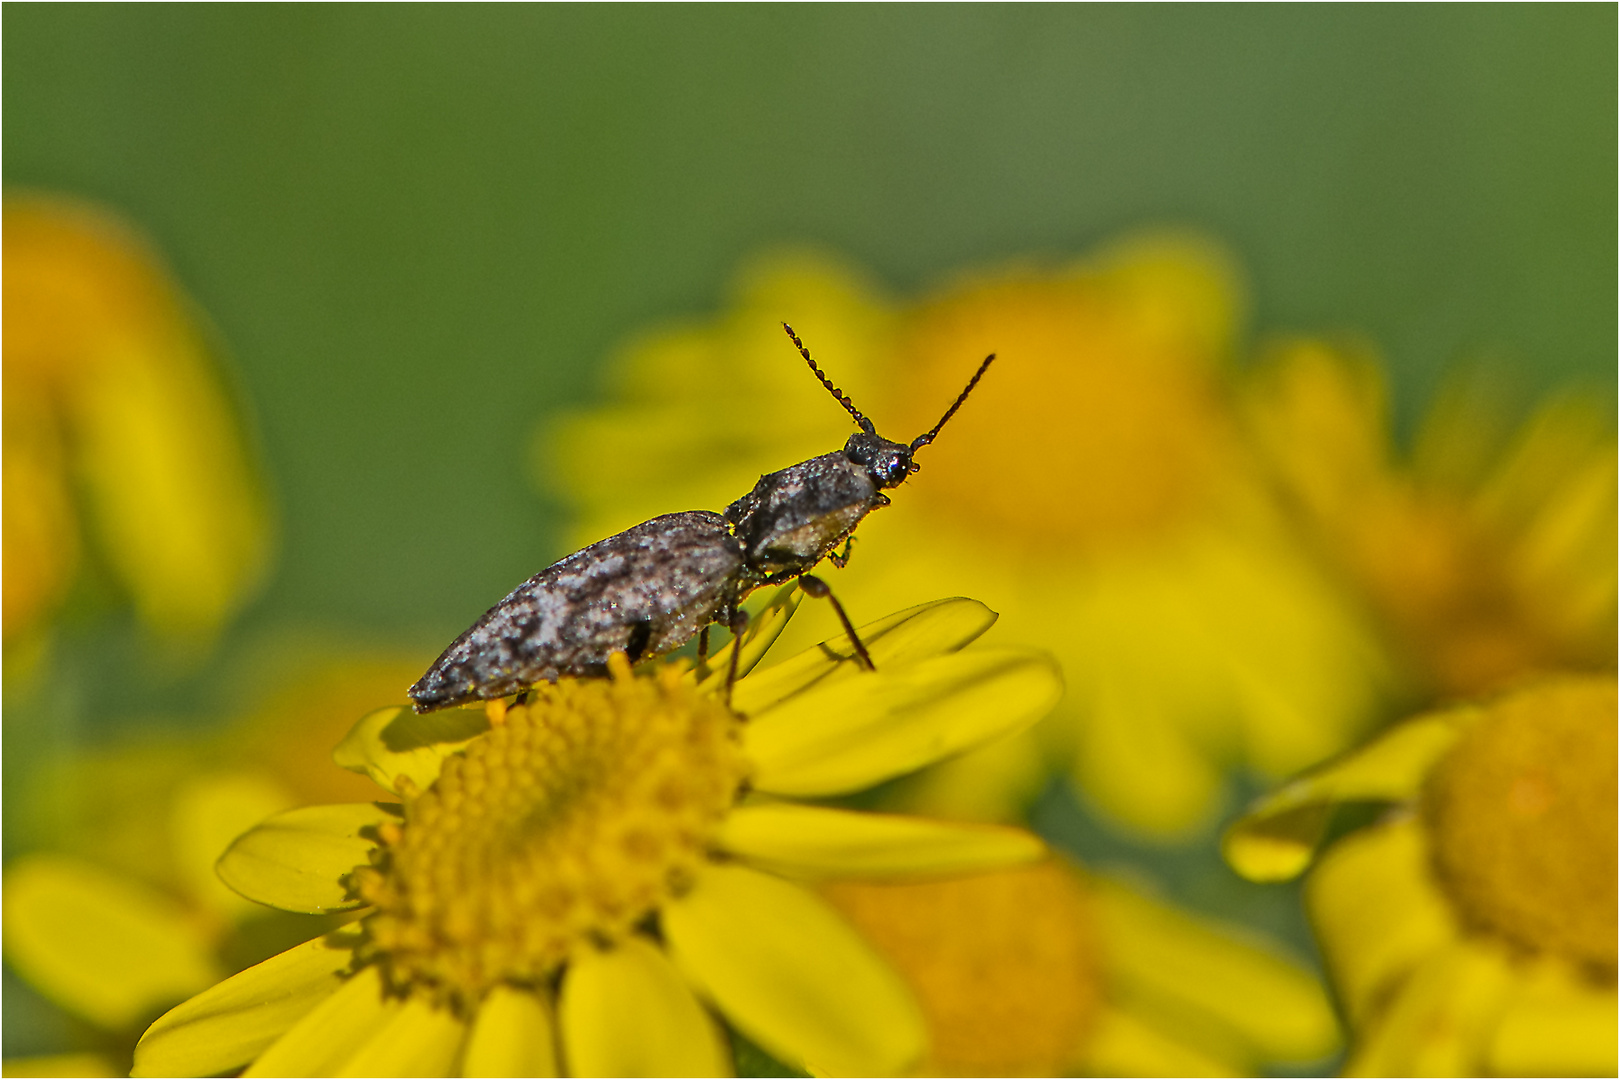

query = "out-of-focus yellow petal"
[
  {"left": 1, "top": 400, "right": 78, "bottom": 641},
  {"left": 70, "top": 335, "right": 270, "bottom": 641},
  {"left": 216, "top": 803, "right": 395, "bottom": 914},
  {"left": 3, "top": 855, "right": 219, "bottom": 1031},
  {"left": 717, "top": 803, "right": 1044, "bottom": 879},
  {"left": 885, "top": 726, "right": 1050, "bottom": 825},
  {"left": 745, "top": 647, "right": 1061, "bottom": 797},
  {"left": 1486, "top": 957, "right": 1618, "bottom": 1077},
  {"left": 167, "top": 770, "right": 295, "bottom": 918},
  {"left": 1091, "top": 876, "right": 1340, "bottom": 1066},
  {"left": 559, "top": 936, "right": 731, "bottom": 1078},
  {"left": 663, "top": 863, "right": 925, "bottom": 1076},
  {"left": 133, "top": 927, "right": 361, "bottom": 1078},
  {"left": 1, "top": 1052, "right": 121, "bottom": 1077},
  {"left": 690, "top": 583, "right": 801, "bottom": 694},
  {"left": 331, "top": 991, "right": 465, "bottom": 1078},
  {"left": 1041, "top": 518, "right": 1390, "bottom": 839},
  {"left": 1304, "top": 818, "right": 1457, "bottom": 1025},
  {"left": 1078, "top": 1004, "right": 1240, "bottom": 1078},
  {"left": 3, "top": 197, "right": 270, "bottom": 646},
  {"left": 461, "top": 985, "right": 560, "bottom": 1078},
  {"left": 1223, "top": 709, "right": 1468, "bottom": 881},
  {"left": 1071, "top": 677, "right": 1227, "bottom": 839},
  {"left": 1342, "top": 939, "right": 1513, "bottom": 1078},
  {"left": 731, "top": 596, "right": 999, "bottom": 716},
  {"left": 331, "top": 705, "right": 488, "bottom": 795},
  {"left": 242, "top": 965, "right": 395, "bottom": 1078},
  {"left": 1243, "top": 340, "right": 1389, "bottom": 534}
]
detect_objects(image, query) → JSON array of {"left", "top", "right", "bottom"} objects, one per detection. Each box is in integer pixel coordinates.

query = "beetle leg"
[
  {"left": 625, "top": 619, "right": 654, "bottom": 663},
  {"left": 798, "top": 574, "right": 875, "bottom": 670},
  {"left": 829, "top": 536, "right": 856, "bottom": 570},
  {"left": 698, "top": 625, "right": 711, "bottom": 664},
  {"left": 725, "top": 608, "right": 750, "bottom": 707}
]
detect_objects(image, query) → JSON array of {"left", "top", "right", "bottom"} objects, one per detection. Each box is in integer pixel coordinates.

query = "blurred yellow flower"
[
  {"left": 823, "top": 859, "right": 1339, "bottom": 1077},
  {"left": 3, "top": 195, "right": 270, "bottom": 651},
  {"left": 2, "top": 654, "right": 423, "bottom": 1075},
  {"left": 134, "top": 590, "right": 1063, "bottom": 1076},
  {"left": 1225, "top": 675, "right": 1617, "bottom": 1075},
  {"left": 543, "top": 240, "right": 1391, "bottom": 837},
  {"left": 1245, "top": 340, "right": 1616, "bottom": 699}
]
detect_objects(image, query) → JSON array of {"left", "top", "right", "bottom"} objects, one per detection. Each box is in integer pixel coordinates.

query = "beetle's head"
[
  {"left": 783, "top": 321, "right": 996, "bottom": 491},
  {"left": 843, "top": 425, "right": 917, "bottom": 489}
]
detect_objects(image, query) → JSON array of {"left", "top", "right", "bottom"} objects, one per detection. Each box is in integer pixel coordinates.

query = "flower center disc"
[
  {"left": 354, "top": 666, "right": 745, "bottom": 1003},
  {"left": 823, "top": 863, "right": 1102, "bottom": 1075},
  {"left": 1424, "top": 676, "right": 1618, "bottom": 971}
]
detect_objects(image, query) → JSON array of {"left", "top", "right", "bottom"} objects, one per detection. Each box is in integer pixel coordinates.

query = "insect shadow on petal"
[{"left": 409, "top": 324, "right": 996, "bottom": 713}]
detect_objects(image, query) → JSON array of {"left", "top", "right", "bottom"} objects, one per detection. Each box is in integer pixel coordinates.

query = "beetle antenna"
[
  {"left": 910, "top": 353, "right": 996, "bottom": 451},
  {"left": 783, "top": 322, "right": 874, "bottom": 435}
]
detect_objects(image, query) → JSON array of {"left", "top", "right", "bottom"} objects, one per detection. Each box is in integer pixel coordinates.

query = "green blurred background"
[{"left": 3, "top": 4, "right": 1615, "bottom": 1066}]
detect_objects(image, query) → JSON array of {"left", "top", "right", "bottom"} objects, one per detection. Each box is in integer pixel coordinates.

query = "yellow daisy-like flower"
[
  {"left": 822, "top": 859, "right": 1340, "bottom": 1077},
  {"left": 133, "top": 590, "right": 1062, "bottom": 1076},
  {"left": 544, "top": 240, "right": 1390, "bottom": 836},
  {"left": 1245, "top": 340, "right": 1616, "bottom": 699},
  {"left": 3, "top": 655, "right": 423, "bottom": 1075},
  {"left": 3, "top": 194, "right": 270, "bottom": 652},
  {"left": 1225, "top": 674, "right": 1617, "bottom": 1075}
]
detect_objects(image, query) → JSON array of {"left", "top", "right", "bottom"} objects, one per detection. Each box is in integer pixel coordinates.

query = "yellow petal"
[
  {"left": 3, "top": 854, "right": 219, "bottom": 1030},
  {"left": 1223, "top": 709, "right": 1468, "bottom": 881},
  {"left": 1303, "top": 817, "right": 1457, "bottom": 1025},
  {"left": 461, "top": 985, "right": 560, "bottom": 1078},
  {"left": 332, "top": 704, "right": 489, "bottom": 796},
  {"left": 885, "top": 725, "right": 1051, "bottom": 825},
  {"left": 71, "top": 335, "right": 271, "bottom": 642},
  {"left": 1078, "top": 1004, "right": 1240, "bottom": 1078},
  {"left": 691, "top": 583, "right": 801, "bottom": 694},
  {"left": 243, "top": 965, "right": 395, "bottom": 1078},
  {"left": 1070, "top": 681, "right": 1227, "bottom": 838},
  {"left": 1091, "top": 876, "right": 1340, "bottom": 1066},
  {"left": 732, "top": 596, "right": 998, "bottom": 716},
  {"left": 216, "top": 803, "right": 396, "bottom": 914},
  {"left": 559, "top": 937, "right": 731, "bottom": 1077},
  {"left": 1486, "top": 958, "right": 1618, "bottom": 1077},
  {"left": 662, "top": 863, "right": 925, "bottom": 1076},
  {"left": 745, "top": 646, "right": 1062, "bottom": 797},
  {"left": 133, "top": 927, "right": 361, "bottom": 1078},
  {"left": 167, "top": 770, "right": 296, "bottom": 918},
  {"left": 718, "top": 803, "right": 1044, "bottom": 878},
  {"left": 332, "top": 991, "right": 466, "bottom": 1078},
  {"left": 1342, "top": 940, "right": 1513, "bottom": 1077}
]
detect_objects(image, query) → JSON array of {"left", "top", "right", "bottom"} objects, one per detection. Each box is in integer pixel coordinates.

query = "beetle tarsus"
[{"left": 798, "top": 573, "right": 875, "bottom": 670}]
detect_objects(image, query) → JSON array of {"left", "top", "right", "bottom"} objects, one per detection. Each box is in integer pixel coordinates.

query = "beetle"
[{"left": 408, "top": 322, "right": 995, "bottom": 713}]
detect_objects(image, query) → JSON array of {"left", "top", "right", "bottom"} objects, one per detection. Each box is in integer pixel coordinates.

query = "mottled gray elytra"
[{"left": 408, "top": 324, "right": 995, "bottom": 712}]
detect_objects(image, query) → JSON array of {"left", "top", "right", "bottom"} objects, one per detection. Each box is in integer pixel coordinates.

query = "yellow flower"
[
  {"left": 823, "top": 859, "right": 1340, "bottom": 1077},
  {"left": 1225, "top": 675, "right": 1617, "bottom": 1075},
  {"left": 2, "top": 654, "right": 424, "bottom": 1075},
  {"left": 1245, "top": 340, "right": 1616, "bottom": 699},
  {"left": 543, "top": 241, "right": 1390, "bottom": 837},
  {"left": 2, "top": 195, "right": 270, "bottom": 651},
  {"left": 133, "top": 590, "right": 1062, "bottom": 1076}
]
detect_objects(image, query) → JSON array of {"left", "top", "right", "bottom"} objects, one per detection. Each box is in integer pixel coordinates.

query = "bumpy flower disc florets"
[{"left": 350, "top": 659, "right": 747, "bottom": 1005}]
